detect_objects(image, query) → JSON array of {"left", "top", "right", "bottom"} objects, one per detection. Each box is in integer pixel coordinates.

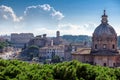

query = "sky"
[{"left": 0, "top": 0, "right": 120, "bottom": 36}]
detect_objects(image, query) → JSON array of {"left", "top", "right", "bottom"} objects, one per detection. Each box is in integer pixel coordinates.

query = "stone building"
[
  {"left": 11, "top": 33, "right": 34, "bottom": 48},
  {"left": 28, "top": 34, "right": 51, "bottom": 47},
  {"left": 0, "top": 37, "right": 6, "bottom": 42},
  {"left": 53, "top": 31, "right": 69, "bottom": 45},
  {"left": 27, "top": 31, "right": 70, "bottom": 62},
  {"left": 0, "top": 35, "right": 11, "bottom": 41},
  {"left": 39, "top": 45, "right": 65, "bottom": 62},
  {"left": 72, "top": 10, "right": 120, "bottom": 67},
  {"left": 28, "top": 31, "right": 68, "bottom": 47}
]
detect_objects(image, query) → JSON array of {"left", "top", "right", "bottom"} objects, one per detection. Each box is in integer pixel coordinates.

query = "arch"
[
  {"left": 95, "top": 44, "right": 97, "bottom": 49},
  {"left": 112, "top": 44, "right": 115, "bottom": 49},
  {"left": 104, "top": 63, "right": 106, "bottom": 66},
  {"left": 103, "top": 44, "right": 106, "bottom": 49}
]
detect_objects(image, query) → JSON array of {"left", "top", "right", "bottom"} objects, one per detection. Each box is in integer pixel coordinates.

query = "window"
[
  {"left": 94, "top": 63, "right": 96, "bottom": 65},
  {"left": 104, "top": 63, "right": 106, "bottom": 66},
  {"left": 103, "top": 44, "right": 106, "bottom": 49},
  {"left": 95, "top": 44, "right": 97, "bottom": 49},
  {"left": 112, "top": 45, "right": 115, "bottom": 49},
  {"left": 113, "top": 63, "right": 115, "bottom": 67}
]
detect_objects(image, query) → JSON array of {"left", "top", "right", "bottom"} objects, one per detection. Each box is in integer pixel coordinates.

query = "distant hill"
[
  {"left": 62, "top": 35, "right": 120, "bottom": 48},
  {"left": 62, "top": 35, "right": 91, "bottom": 43}
]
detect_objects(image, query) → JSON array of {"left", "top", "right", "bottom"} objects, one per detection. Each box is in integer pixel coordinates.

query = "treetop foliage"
[
  {"left": 0, "top": 41, "right": 8, "bottom": 49},
  {"left": 0, "top": 59, "right": 120, "bottom": 80}
]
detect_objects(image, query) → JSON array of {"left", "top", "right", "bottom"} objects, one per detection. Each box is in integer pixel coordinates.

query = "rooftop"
[{"left": 72, "top": 48, "right": 91, "bottom": 55}]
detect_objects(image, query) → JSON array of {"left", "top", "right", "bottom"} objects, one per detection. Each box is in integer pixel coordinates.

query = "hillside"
[
  {"left": 0, "top": 59, "right": 120, "bottom": 80},
  {"left": 62, "top": 35, "right": 91, "bottom": 43},
  {"left": 62, "top": 35, "right": 120, "bottom": 48}
]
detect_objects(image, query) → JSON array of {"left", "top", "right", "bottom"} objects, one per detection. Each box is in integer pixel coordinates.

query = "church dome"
[
  {"left": 91, "top": 10, "right": 118, "bottom": 54},
  {"left": 93, "top": 10, "right": 117, "bottom": 37},
  {"left": 93, "top": 24, "right": 116, "bottom": 36}
]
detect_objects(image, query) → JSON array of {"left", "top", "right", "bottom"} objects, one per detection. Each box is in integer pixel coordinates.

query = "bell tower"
[{"left": 56, "top": 31, "right": 60, "bottom": 38}]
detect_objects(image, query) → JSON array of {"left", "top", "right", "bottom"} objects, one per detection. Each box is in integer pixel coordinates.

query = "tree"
[
  {"left": 0, "top": 59, "right": 119, "bottom": 80},
  {"left": 27, "top": 45, "right": 39, "bottom": 57},
  {"left": 0, "top": 41, "right": 8, "bottom": 49},
  {"left": 51, "top": 55, "right": 60, "bottom": 63}
]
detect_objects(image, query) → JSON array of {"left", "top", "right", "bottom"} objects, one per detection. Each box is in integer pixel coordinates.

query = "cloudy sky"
[{"left": 0, "top": 0, "right": 120, "bottom": 36}]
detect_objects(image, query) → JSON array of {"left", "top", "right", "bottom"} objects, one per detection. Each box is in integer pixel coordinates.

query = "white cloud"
[
  {"left": 34, "top": 28, "right": 56, "bottom": 36},
  {"left": 0, "top": 4, "right": 64, "bottom": 23},
  {"left": 40, "top": 4, "right": 51, "bottom": 11},
  {"left": 0, "top": 4, "right": 100, "bottom": 36},
  {"left": 57, "top": 23, "right": 96, "bottom": 36},
  {"left": 115, "top": 25, "right": 120, "bottom": 35},
  {"left": 3, "top": 15, "right": 8, "bottom": 20},
  {"left": 58, "top": 23, "right": 83, "bottom": 35},
  {"left": 51, "top": 10, "right": 64, "bottom": 20},
  {"left": 83, "top": 23, "right": 96, "bottom": 31},
  {"left": 58, "top": 23, "right": 79, "bottom": 30},
  {"left": 0, "top": 5, "right": 23, "bottom": 22},
  {"left": 32, "top": 23, "right": 96, "bottom": 36},
  {"left": 0, "top": 4, "right": 65, "bottom": 35},
  {"left": 24, "top": 4, "right": 64, "bottom": 20}
]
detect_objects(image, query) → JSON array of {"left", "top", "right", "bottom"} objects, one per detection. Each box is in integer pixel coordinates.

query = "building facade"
[
  {"left": 28, "top": 34, "right": 51, "bottom": 47},
  {"left": 53, "top": 31, "right": 62, "bottom": 45},
  {"left": 28, "top": 31, "right": 68, "bottom": 47},
  {"left": 72, "top": 10, "right": 120, "bottom": 67},
  {"left": 11, "top": 33, "right": 34, "bottom": 48},
  {"left": 39, "top": 45, "right": 65, "bottom": 61}
]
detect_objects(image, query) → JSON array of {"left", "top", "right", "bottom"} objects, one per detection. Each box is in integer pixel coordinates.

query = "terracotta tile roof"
[{"left": 72, "top": 48, "right": 91, "bottom": 55}]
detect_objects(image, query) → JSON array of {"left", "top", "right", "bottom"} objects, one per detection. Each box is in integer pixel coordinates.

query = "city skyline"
[{"left": 0, "top": 0, "right": 120, "bottom": 36}]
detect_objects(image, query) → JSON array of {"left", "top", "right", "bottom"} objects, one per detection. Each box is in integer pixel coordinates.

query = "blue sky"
[{"left": 0, "top": 0, "right": 120, "bottom": 36}]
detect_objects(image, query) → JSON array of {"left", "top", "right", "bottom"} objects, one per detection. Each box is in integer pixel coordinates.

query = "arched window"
[
  {"left": 112, "top": 44, "right": 115, "bottom": 49},
  {"left": 113, "top": 63, "right": 115, "bottom": 67},
  {"left": 103, "top": 44, "right": 106, "bottom": 49},
  {"left": 104, "top": 63, "right": 106, "bottom": 66},
  {"left": 95, "top": 44, "right": 97, "bottom": 49}
]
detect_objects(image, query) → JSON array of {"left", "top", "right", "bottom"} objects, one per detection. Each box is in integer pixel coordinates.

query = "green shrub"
[{"left": 0, "top": 59, "right": 119, "bottom": 80}]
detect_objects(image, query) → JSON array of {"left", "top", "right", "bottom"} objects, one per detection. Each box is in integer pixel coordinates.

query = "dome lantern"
[{"left": 101, "top": 10, "right": 108, "bottom": 24}]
